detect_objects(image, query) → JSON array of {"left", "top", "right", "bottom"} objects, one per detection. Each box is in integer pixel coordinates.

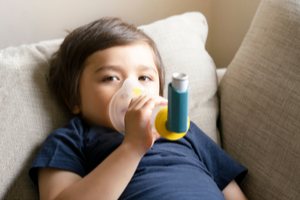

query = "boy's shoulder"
[
  {"left": 49, "top": 116, "right": 122, "bottom": 142},
  {"left": 53, "top": 116, "right": 86, "bottom": 135},
  {"left": 42, "top": 116, "right": 87, "bottom": 145}
]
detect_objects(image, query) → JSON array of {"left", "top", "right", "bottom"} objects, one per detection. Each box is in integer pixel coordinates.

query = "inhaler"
[{"left": 108, "top": 73, "right": 190, "bottom": 140}]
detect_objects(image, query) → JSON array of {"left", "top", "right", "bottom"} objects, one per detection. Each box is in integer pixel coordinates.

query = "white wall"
[
  {"left": 209, "top": 0, "right": 261, "bottom": 67},
  {"left": 0, "top": 0, "right": 210, "bottom": 48},
  {"left": 0, "top": 0, "right": 261, "bottom": 67}
]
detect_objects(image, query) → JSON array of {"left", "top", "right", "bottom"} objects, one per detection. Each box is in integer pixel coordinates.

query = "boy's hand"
[{"left": 123, "top": 95, "right": 164, "bottom": 155}]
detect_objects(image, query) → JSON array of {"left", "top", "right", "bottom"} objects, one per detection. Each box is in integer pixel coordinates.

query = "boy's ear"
[{"left": 72, "top": 105, "right": 81, "bottom": 114}]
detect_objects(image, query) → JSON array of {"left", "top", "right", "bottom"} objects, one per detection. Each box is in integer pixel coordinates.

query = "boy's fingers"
[
  {"left": 128, "top": 95, "right": 147, "bottom": 109},
  {"left": 153, "top": 96, "right": 168, "bottom": 106},
  {"left": 129, "top": 95, "right": 167, "bottom": 109},
  {"left": 129, "top": 95, "right": 157, "bottom": 110}
]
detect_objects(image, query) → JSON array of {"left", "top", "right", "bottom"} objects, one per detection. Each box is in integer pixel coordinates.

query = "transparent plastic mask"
[{"left": 108, "top": 78, "right": 152, "bottom": 133}]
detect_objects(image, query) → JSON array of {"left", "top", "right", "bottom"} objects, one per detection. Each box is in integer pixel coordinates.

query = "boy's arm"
[
  {"left": 38, "top": 96, "right": 159, "bottom": 200},
  {"left": 222, "top": 180, "right": 248, "bottom": 200},
  {"left": 39, "top": 141, "right": 144, "bottom": 200}
]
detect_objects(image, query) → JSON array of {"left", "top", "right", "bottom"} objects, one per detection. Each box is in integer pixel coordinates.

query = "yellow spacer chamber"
[{"left": 154, "top": 106, "right": 190, "bottom": 141}]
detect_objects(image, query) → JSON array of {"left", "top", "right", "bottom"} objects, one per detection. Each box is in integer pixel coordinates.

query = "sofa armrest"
[{"left": 219, "top": 0, "right": 300, "bottom": 199}]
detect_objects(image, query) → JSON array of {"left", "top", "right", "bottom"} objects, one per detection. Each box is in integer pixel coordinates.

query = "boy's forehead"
[{"left": 84, "top": 44, "right": 158, "bottom": 72}]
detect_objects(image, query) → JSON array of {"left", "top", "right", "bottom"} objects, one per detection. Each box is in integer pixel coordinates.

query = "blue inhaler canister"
[
  {"left": 154, "top": 73, "right": 190, "bottom": 140},
  {"left": 167, "top": 73, "right": 189, "bottom": 132}
]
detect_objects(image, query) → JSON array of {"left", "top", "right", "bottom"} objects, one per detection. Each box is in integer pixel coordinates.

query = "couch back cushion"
[
  {"left": 219, "top": 0, "right": 300, "bottom": 199},
  {"left": 0, "top": 39, "right": 68, "bottom": 199},
  {"left": 0, "top": 12, "right": 219, "bottom": 199}
]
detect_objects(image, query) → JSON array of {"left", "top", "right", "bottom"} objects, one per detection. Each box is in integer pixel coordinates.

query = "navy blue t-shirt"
[{"left": 29, "top": 117, "right": 247, "bottom": 200}]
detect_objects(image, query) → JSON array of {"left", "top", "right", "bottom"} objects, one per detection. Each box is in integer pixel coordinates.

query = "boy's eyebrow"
[
  {"left": 94, "top": 65, "right": 120, "bottom": 73},
  {"left": 137, "top": 65, "right": 158, "bottom": 75},
  {"left": 95, "top": 65, "right": 158, "bottom": 73},
  {"left": 141, "top": 65, "right": 157, "bottom": 72}
]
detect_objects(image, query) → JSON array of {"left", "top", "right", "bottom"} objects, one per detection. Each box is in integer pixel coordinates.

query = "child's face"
[{"left": 74, "top": 43, "right": 160, "bottom": 128}]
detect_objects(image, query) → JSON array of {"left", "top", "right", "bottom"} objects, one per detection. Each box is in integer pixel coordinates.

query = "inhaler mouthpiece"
[{"left": 109, "top": 78, "right": 145, "bottom": 133}]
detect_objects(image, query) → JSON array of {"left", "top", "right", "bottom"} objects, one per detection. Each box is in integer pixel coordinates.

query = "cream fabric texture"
[
  {"left": 219, "top": 0, "right": 300, "bottom": 200},
  {"left": 0, "top": 12, "right": 219, "bottom": 199},
  {"left": 0, "top": 39, "right": 68, "bottom": 199}
]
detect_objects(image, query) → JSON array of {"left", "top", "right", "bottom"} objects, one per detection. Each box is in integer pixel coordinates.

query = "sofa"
[{"left": 0, "top": 0, "right": 299, "bottom": 199}]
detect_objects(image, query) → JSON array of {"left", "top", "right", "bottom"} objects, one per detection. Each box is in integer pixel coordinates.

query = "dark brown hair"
[{"left": 49, "top": 17, "right": 165, "bottom": 113}]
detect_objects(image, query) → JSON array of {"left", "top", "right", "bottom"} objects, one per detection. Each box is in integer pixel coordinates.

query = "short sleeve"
[
  {"left": 188, "top": 122, "right": 247, "bottom": 190},
  {"left": 29, "top": 117, "right": 87, "bottom": 185}
]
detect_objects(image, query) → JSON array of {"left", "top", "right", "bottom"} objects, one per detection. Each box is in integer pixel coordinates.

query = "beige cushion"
[
  {"left": 219, "top": 0, "right": 300, "bottom": 199},
  {"left": 0, "top": 12, "right": 219, "bottom": 199},
  {"left": 0, "top": 39, "right": 68, "bottom": 199}
]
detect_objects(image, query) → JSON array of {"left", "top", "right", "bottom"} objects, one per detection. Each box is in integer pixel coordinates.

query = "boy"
[{"left": 29, "top": 17, "right": 247, "bottom": 200}]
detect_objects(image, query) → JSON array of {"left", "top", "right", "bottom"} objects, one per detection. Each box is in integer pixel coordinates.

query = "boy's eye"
[
  {"left": 102, "top": 76, "right": 120, "bottom": 82},
  {"left": 138, "top": 75, "right": 152, "bottom": 81}
]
